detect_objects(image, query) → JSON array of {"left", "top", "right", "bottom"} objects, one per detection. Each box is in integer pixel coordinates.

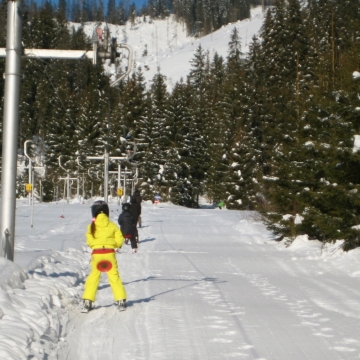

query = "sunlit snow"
[
  {"left": 0, "top": 199, "right": 360, "bottom": 359},
  {"left": 71, "top": 7, "right": 264, "bottom": 91},
  {"left": 1, "top": 5, "right": 360, "bottom": 359},
  {"left": 353, "top": 135, "right": 360, "bottom": 153}
]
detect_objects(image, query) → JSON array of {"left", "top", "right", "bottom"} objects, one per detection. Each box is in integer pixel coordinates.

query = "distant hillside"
[{"left": 71, "top": 6, "right": 264, "bottom": 90}]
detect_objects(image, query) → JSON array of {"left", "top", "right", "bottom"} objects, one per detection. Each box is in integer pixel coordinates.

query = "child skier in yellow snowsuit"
[{"left": 82, "top": 200, "right": 127, "bottom": 312}]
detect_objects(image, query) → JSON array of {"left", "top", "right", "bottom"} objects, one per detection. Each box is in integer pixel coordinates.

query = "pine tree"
[
  {"left": 94, "top": 0, "right": 105, "bottom": 21},
  {"left": 71, "top": 0, "right": 81, "bottom": 22},
  {"left": 135, "top": 92, "right": 156, "bottom": 198},
  {"left": 188, "top": 45, "right": 211, "bottom": 206},
  {"left": 164, "top": 80, "right": 196, "bottom": 205},
  {"left": 57, "top": 0, "right": 68, "bottom": 22},
  {"left": 112, "top": 67, "right": 146, "bottom": 157},
  {"left": 107, "top": 0, "right": 117, "bottom": 23},
  {"left": 215, "top": 26, "right": 248, "bottom": 208},
  {"left": 231, "top": 35, "right": 264, "bottom": 210},
  {"left": 129, "top": 3, "right": 136, "bottom": 28},
  {"left": 149, "top": 71, "right": 169, "bottom": 195},
  {"left": 205, "top": 52, "right": 227, "bottom": 204},
  {"left": 117, "top": 1, "right": 127, "bottom": 25}
]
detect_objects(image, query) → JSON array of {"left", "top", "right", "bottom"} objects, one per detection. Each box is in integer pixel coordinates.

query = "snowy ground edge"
[{"left": 0, "top": 246, "right": 89, "bottom": 359}]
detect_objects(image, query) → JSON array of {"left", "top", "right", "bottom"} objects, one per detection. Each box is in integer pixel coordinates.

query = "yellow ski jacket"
[{"left": 86, "top": 213, "right": 124, "bottom": 250}]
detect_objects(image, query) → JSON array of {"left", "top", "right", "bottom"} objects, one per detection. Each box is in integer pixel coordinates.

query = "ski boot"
[
  {"left": 118, "top": 299, "right": 127, "bottom": 312},
  {"left": 81, "top": 299, "right": 93, "bottom": 313}
]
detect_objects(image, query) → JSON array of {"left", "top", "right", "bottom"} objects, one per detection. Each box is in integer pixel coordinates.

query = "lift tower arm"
[{"left": 0, "top": 0, "right": 133, "bottom": 261}]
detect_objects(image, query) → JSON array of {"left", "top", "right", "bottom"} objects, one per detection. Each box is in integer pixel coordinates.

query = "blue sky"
[
  {"left": 109, "top": 0, "right": 148, "bottom": 9},
  {"left": 131, "top": 0, "right": 148, "bottom": 8},
  {"left": 39, "top": 0, "right": 149, "bottom": 12},
  {"left": 93, "top": 0, "right": 149, "bottom": 11}
]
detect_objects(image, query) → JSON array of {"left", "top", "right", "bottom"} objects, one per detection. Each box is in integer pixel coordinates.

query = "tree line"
[
  {"left": 0, "top": 0, "right": 360, "bottom": 249},
  {"left": 1, "top": 0, "right": 260, "bottom": 34}
]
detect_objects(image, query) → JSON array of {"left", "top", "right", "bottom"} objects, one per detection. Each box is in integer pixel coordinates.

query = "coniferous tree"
[
  {"left": 164, "top": 79, "right": 196, "bottom": 205},
  {"left": 148, "top": 71, "right": 169, "bottom": 195},
  {"left": 188, "top": 45, "right": 211, "bottom": 206},
  {"left": 94, "top": 0, "right": 105, "bottom": 21},
  {"left": 205, "top": 52, "right": 227, "bottom": 204},
  {"left": 107, "top": 0, "right": 117, "bottom": 23},
  {"left": 129, "top": 3, "right": 136, "bottom": 28},
  {"left": 113, "top": 67, "right": 146, "bottom": 156},
  {"left": 71, "top": 0, "right": 81, "bottom": 22},
  {"left": 57, "top": 0, "right": 68, "bottom": 22},
  {"left": 231, "top": 35, "right": 264, "bottom": 210},
  {"left": 135, "top": 93, "right": 156, "bottom": 198},
  {"left": 117, "top": 1, "right": 127, "bottom": 25}
]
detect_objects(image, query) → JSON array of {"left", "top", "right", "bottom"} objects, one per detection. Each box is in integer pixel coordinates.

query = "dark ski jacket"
[
  {"left": 131, "top": 191, "right": 143, "bottom": 214},
  {"left": 130, "top": 202, "right": 140, "bottom": 222},
  {"left": 118, "top": 211, "right": 135, "bottom": 236}
]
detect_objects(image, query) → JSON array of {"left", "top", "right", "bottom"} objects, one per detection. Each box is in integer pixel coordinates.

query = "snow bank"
[
  {"left": 0, "top": 201, "right": 360, "bottom": 358},
  {"left": 287, "top": 235, "right": 344, "bottom": 260},
  {"left": 0, "top": 258, "right": 28, "bottom": 291},
  {"left": 353, "top": 71, "right": 360, "bottom": 79},
  {"left": 0, "top": 249, "right": 88, "bottom": 359},
  {"left": 353, "top": 135, "right": 360, "bottom": 153}
]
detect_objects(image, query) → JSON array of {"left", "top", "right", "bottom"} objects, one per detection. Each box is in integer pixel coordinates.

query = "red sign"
[{"left": 96, "top": 28, "right": 103, "bottom": 41}]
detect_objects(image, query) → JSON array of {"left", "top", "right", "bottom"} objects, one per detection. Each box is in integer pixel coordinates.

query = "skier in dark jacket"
[
  {"left": 118, "top": 203, "right": 138, "bottom": 253},
  {"left": 131, "top": 190, "right": 143, "bottom": 227},
  {"left": 130, "top": 197, "right": 140, "bottom": 243}
]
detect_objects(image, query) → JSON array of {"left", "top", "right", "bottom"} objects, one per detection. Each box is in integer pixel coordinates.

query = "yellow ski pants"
[{"left": 82, "top": 252, "right": 127, "bottom": 302}]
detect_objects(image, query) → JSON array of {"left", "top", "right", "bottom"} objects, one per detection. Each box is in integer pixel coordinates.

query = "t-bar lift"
[{"left": 0, "top": 0, "right": 133, "bottom": 260}]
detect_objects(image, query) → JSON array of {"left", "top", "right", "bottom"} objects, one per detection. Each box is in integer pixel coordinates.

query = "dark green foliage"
[
  {"left": 107, "top": 0, "right": 117, "bottom": 23},
  {"left": 243, "top": 0, "right": 360, "bottom": 249},
  {"left": 1, "top": 0, "right": 360, "bottom": 250},
  {"left": 172, "top": 0, "right": 252, "bottom": 36}
]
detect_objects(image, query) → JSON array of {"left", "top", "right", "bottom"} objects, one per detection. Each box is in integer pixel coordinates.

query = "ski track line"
[
  {"left": 121, "top": 246, "right": 153, "bottom": 359},
  {"left": 61, "top": 215, "right": 155, "bottom": 359},
  {"left": 50, "top": 204, "right": 359, "bottom": 359},
  {"left": 135, "top": 208, "right": 210, "bottom": 358},
  {"left": 150, "top": 207, "right": 261, "bottom": 359},
  {"left": 225, "top": 255, "right": 357, "bottom": 359}
]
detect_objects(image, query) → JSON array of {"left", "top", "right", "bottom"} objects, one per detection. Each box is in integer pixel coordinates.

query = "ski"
[
  {"left": 118, "top": 300, "right": 127, "bottom": 312},
  {"left": 81, "top": 300, "right": 93, "bottom": 313}
]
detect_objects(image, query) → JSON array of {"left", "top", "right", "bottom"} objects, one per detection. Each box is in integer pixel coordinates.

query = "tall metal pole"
[
  {"left": 30, "top": 184, "right": 34, "bottom": 228},
  {"left": 67, "top": 171, "right": 70, "bottom": 203},
  {"left": 76, "top": 177, "right": 80, "bottom": 199},
  {"left": 104, "top": 150, "right": 109, "bottom": 203},
  {"left": 82, "top": 173, "right": 85, "bottom": 200},
  {"left": 0, "top": 0, "right": 23, "bottom": 260},
  {"left": 24, "top": 140, "right": 33, "bottom": 206},
  {"left": 124, "top": 167, "right": 127, "bottom": 202},
  {"left": 117, "top": 164, "right": 121, "bottom": 205},
  {"left": 28, "top": 159, "right": 32, "bottom": 206}
]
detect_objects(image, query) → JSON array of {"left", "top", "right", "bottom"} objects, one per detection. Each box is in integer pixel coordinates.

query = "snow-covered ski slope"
[
  {"left": 72, "top": 6, "right": 264, "bottom": 91},
  {"left": 1, "top": 199, "right": 360, "bottom": 359}
]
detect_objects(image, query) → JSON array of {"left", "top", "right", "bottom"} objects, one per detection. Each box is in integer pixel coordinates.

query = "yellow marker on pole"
[
  {"left": 117, "top": 188, "right": 123, "bottom": 196},
  {"left": 25, "top": 184, "right": 32, "bottom": 192}
]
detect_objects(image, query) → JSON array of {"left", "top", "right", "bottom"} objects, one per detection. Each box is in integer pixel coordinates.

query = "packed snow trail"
[{"left": 54, "top": 202, "right": 360, "bottom": 360}]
